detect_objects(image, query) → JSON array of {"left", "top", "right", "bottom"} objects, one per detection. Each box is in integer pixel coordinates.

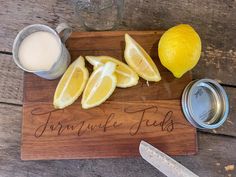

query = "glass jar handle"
[{"left": 56, "top": 23, "right": 72, "bottom": 43}]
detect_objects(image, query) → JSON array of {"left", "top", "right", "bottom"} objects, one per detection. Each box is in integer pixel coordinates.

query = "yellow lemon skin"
[
  {"left": 124, "top": 34, "right": 161, "bottom": 82},
  {"left": 158, "top": 24, "right": 201, "bottom": 78},
  {"left": 53, "top": 56, "right": 89, "bottom": 109}
]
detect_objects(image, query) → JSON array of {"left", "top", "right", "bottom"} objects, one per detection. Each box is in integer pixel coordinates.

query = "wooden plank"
[
  {"left": 24, "top": 71, "right": 191, "bottom": 102},
  {"left": 0, "top": 46, "right": 235, "bottom": 138},
  {"left": 0, "top": 54, "right": 23, "bottom": 105},
  {"left": 0, "top": 103, "right": 235, "bottom": 176},
  {"left": 193, "top": 46, "right": 236, "bottom": 85},
  {"left": 67, "top": 31, "right": 164, "bottom": 51},
  {"left": 122, "top": 0, "right": 236, "bottom": 85},
  {"left": 0, "top": 0, "right": 83, "bottom": 52},
  {"left": 1, "top": 0, "right": 236, "bottom": 85},
  {"left": 0, "top": 0, "right": 234, "bottom": 176},
  {"left": 24, "top": 31, "right": 192, "bottom": 103},
  {"left": 176, "top": 132, "right": 236, "bottom": 177},
  {"left": 1, "top": 0, "right": 236, "bottom": 53},
  {"left": 22, "top": 31, "right": 196, "bottom": 160},
  {"left": 21, "top": 100, "right": 196, "bottom": 160}
]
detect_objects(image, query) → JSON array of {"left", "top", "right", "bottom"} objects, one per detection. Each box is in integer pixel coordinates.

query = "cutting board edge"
[{"left": 21, "top": 30, "right": 196, "bottom": 160}]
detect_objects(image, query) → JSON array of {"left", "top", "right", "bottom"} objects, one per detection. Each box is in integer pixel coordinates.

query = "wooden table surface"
[{"left": 0, "top": 0, "right": 235, "bottom": 177}]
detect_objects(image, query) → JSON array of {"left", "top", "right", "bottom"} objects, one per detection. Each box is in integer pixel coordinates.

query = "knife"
[{"left": 139, "top": 141, "right": 199, "bottom": 177}]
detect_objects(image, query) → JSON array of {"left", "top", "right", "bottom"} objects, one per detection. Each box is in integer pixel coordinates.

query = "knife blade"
[{"left": 139, "top": 141, "right": 199, "bottom": 177}]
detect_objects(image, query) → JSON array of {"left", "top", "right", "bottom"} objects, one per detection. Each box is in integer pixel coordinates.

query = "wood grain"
[
  {"left": 24, "top": 31, "right": 191, "bottom": 103},
  {"left": 0, "top": 54, "right": 23, "bottom": 105},
  {"left": 0, "top": 42, "right": 234, "bottom": 139},
  {"left": 1, "top": 0, "right": 236, "bottom": 86},
  {"left": 21, "top": 100, "right": 196, "bottom": 160},
  {"left": 0, "top": 0, "right": 83, "bottom": 52},
  {"left": 0, "top": 0, "right": 235, "bottom": 176},
  {"left": 122, "top": 0, "right": 236, "bottom": 86},
  {"left": 193, "top": 46, "right": 236, "bottom": 85},
  {"left": 0, "top": 103, "right": 235, "bottom": 177},
  {"left": 21, "top": 31, "right": 196, "bottom": 160}
]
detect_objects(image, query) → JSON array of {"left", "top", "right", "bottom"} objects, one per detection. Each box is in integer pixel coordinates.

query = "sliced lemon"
[
  {"left": 53, "top": 56, "right": 89, "bottom": 109},
  {"left": 85, "top": 56, "right": 139, "bottom": 88},
  {"left": 82, "top": 62, "right": 117, "bottom": 109},
  {"left": 124, "top": 33, "right": 161, "bottom": 82}
]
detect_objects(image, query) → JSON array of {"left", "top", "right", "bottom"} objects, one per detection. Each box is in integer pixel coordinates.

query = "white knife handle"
[{"left": 139, "top": 141, "right": 199, "bottom": 177}]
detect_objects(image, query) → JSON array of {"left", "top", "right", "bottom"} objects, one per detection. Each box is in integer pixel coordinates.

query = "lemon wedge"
[
  {"left": 53, "top": 56, "right": 89, "bottom": 109},
  {"left": 124, "top": 33, "right": 161, "bottom": 82},
  {"left": 86, "top": 56, "right": 139, "bottom": 88},
  {"left": 82, "top": 62, "right": 117, "bottom": 109}
]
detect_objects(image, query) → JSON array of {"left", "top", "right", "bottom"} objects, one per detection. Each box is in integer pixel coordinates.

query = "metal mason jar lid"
[{"left": 182, "top": 79, "right": 229, "bottom": 129}]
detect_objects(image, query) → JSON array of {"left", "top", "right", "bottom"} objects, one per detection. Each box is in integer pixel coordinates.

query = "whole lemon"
[{"left": 158, "top": 24, "right": 201, "bottom": 78}]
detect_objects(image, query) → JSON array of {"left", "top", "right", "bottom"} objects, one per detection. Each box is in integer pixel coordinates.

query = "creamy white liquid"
[{"left": 18, "top": 31, "right": 61, "bottom": 71}]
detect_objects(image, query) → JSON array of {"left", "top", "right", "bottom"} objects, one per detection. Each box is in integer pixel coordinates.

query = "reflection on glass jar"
[{"left": 74, "top": 0, "right": 123, "bottom": 30}]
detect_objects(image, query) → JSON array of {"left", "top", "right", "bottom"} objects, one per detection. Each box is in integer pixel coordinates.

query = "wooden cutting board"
[{"left": 21, "top": 31, "right": 197, "bottom": 160}]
